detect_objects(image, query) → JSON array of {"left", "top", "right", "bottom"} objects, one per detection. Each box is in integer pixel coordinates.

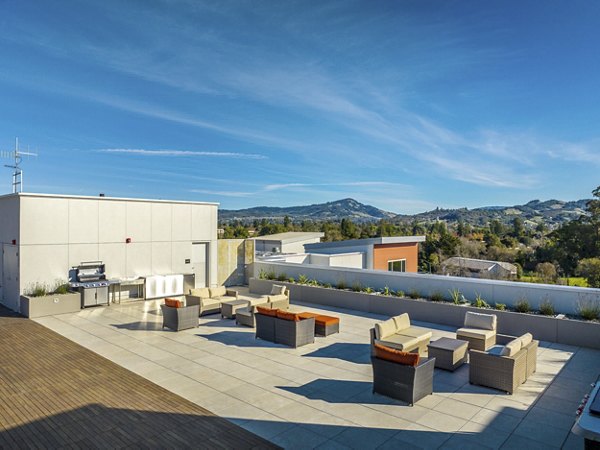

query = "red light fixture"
[
  {"left": 126, "top": 238, "right": 132, "bottom": 244},
  {"left": 11, "top": 239, "right": 16, "bottom": 245}
]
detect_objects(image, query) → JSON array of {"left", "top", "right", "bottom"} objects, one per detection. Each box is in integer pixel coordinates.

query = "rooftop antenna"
[{"left": 1, "top": 138, "right": 38, "bottom": 193}]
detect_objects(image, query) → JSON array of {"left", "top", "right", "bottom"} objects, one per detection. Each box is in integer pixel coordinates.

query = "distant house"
[
  {"left": 441, "top": 257, "right": 517, "bottom": 280},
  {"left": 304, "top": 236, "right": 425, "bottom": 272},
  {"left": 253, "top": 232, "right": 324, "bottom": 255}
]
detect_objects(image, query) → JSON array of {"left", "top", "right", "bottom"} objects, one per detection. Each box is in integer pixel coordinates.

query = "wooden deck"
[{"left": 0, "top": 307, "right": 279, "bottom": 449}]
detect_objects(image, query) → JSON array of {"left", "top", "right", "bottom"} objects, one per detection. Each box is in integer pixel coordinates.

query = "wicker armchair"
[
  {"left": 160, "top": 304, "right": 199, "bottom": 331},
  {"left": 469, "top": 334, "right": 538, "bottom": 394},
  {"left": 456, "top": 311, "right": 497, "bottom": 351},
  {"left": 371, "top": 355, "right": 436, "bottom": 406},
  {"left": 236, "top": 296, "right": 290, "bottom": 328},
  {"left": 275, "top": 316, "right": 315, "bottom": 348},
  {"left": 255, "top": 311, "right": 276, "bottom": 341}
]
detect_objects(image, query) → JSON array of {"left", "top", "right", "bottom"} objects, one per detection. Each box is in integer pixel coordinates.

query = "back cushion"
[
  {"left": 499, "top": 338, "right": 522, "bottom": 357},
  {"left": 276, "top": 310, "right": 301, "bottom": 322},
  {"left": 270, "top": 284, "right": 287, "bottom": 295},
  {"left": 190, "top": 287, "right": 210, "bottom": 298},
  {"left": 518, "top": 332, "right": 533, "bottom": 348},
  {"left": 256, "top": 306, "right": 278, "bottom": 317},
  {"left": 209, "top": 286, "right": 227, "bottom": 298},
  {"left": 268, "top": 294, "right": 287, "bottom": 303},
  {"left": 464, "top": 311, "right": 497, "bottom": 331},
  {"left": 393, "top": 313, "right": 410, "bottom": 330},
  {"left": 374, "top": 343, "right": 420, "bottom": 366},
  {"left": 375, "top": 317, "right": 397, "bottom": 340},
  {"left": 165, "top": 298, "right": 183, "bottom": 308}
]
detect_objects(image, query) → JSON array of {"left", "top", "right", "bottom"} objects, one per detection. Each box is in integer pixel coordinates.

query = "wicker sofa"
[
  {"left": 184, "top": 286, "right": 238, "bottom": 316},
  {"left": 235, "top": 294, "right": 290, "bottom": 327},
  {"left": 255, "top": 309, "right": 315, "bottom": 348},
  {"left": 456, "top": 311, "right": 497, "bottom": 351},
  {"left": 371, "top": 343, "right": 436, "bottom": 406},
  {"left": 160, "top": 303, "right": 199, "bottom": 331},
  {"left": 370, "top": 313, "right": 432, "bottom": 355},
  {"left": 469, "top": 333, "right": 538, "bottom": 394}
]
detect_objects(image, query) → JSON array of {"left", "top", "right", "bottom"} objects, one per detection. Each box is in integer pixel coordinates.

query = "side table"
[
  {"left": 221, "top": 299, "right": 248, "bottom": 319},
  {"left": 427, "top": 337, "right": 468, "bottom": 371}
]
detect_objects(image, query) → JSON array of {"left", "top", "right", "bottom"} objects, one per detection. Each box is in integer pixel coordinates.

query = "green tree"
[{"left": 577, "top": 258, "right": 600, "bottom": 288}]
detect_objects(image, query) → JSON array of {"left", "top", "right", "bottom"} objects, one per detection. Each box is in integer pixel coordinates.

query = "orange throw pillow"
[
  {"left": 165, "top": 298, "right": 183, "bottom": 308},
  {"left": 256, "top": 306, "right": 278, "bottom": 317},
  {"left": 373, "top": 342, "right": 420, "bottom": 367},
  {"left": 276, "top": 310, "right": 301, "bottom": 322}
]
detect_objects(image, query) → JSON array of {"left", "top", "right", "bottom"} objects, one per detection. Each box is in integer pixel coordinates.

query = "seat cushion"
[
  {"left": 375, "top": 317, "right": 397, "bottom": 340},
  {"left": 500, "top": 338, "right": 522, "bottom": 357},
  {"left": 375, "top": 333, "right": 420, "bottom": 351},
  {"left": 190, "top": 287, "right": 210, "bottom": 298},
  {"left": 393, "top": 313, "right": 410, "bottom": 331},
  {"left": 400, "top": 326, "right": 432, "bottom": 341},
  {"left": 456, "top": 327, "right": 495, "bottom": 340},
  {"left": 373, "top": 343, "right": 420, "bottom": 366},
  {"left": 165, "top": 298, "right": 183, "bottom": 308},
  {"left": 464, "top": 311, "right": 497, "bottom": 331},
  {"left": 202, "top": 297, "right": 221, "bottom": 307},
  {"left": 209, "top": 286, "right": 227, "bottom": 298},
  {"left": 270, "top": 284, "right": 286, "bottom": 295},
  {"left": 276, "top": 310, "right": 301, "bottom": 322},
  {"left": 247, "top": 296, "right": 269, "bottom": 306},
  {"left": 256, "top": 306, "right": 278, "bottom": 317},
  {"left": 214, "top": 295, "right": 237, "bottom": 302}
]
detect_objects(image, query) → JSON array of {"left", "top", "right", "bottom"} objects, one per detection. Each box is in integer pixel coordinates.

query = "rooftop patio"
[{"left": 33, "top": 288, "right": 600, "bottom": 449}]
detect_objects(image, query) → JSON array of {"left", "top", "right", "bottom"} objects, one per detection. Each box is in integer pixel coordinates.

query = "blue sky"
[{"left": 0, "top": 1, "right": 599, "bottom": 214}]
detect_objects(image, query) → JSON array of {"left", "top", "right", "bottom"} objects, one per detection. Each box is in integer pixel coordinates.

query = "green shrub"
[
  {"left": 576, "top": 298, "right": 600, "bottom": 321},
  {"left": 53, "top": 283, "right": 70, "bottom": 295},
  {"left": 27, "top": 283, "right": 48, "bottom": 297},
  {"left": 408, "top": 289, "right": 420, "bottom": 299},
  {"left": 395, "top": 290, "right": 405, "bottom": 297},
  {"left": 495, "top": 302, "right": 506, "bottom": 311},
  {"left": 297, "top": 274, "right": 309, "bottom": 284},
  {"left": 258, "top": 269, "right": 267, "bottom": 279},
  {"left": 265, "top": 269, "right": 276, "bottom": 280},
  {"left": 363, "top": 286, "right": 374, "bottom": 294},
  {"left": 336, "top": 280, "right": 348, "bottom": 290},
  {"left": 473, "top": 293, "right": 489, "bottom": 308},
  {"left": 307, "top": 279, "right": 320, "bottom": 287},
  {"left": 287, "top": 277, "right": 295, "bottom": 283},
  {"left": 514, "top": 297, "right": 531, "bottom": 313},
  {"left": 449, "top": 288, "right": 462, "bottom": 305},
  {"left": 277, "top": 273, "right": 288, "bottom": 282},
  {"left": 539, "top": 298, "right": 555, "bottom": 316},
  {"left": 381, "top": 286, "right": 392, "bottom": 296},
  {"left": 430, "top": 291, "right": 444, "bottom": 302},
  {"left": 352, "top": 281, "right": 362, "bottom": 292},
  {"left": 323, "top": 282, "right": 332, "bottom": 289}
]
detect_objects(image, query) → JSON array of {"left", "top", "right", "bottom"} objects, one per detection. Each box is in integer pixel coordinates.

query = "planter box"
[
  {"left": 249, "top": 278, "right": 600, "bottom": 350},
  {"left": 20, "top": 293, "right": 81, "bottom": 318}
]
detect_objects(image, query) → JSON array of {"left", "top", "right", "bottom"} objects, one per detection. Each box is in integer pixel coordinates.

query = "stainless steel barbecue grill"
[{"left": 69, "top": 261, "right": 110, "bottom": 308}]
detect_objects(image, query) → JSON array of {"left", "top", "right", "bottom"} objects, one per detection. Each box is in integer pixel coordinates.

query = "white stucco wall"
[
  {"left": 307, "top": 243, "right": 373, "bottom": 268},
  {"left": 1, "top": 193, "right": 218, "bottom": 312}
]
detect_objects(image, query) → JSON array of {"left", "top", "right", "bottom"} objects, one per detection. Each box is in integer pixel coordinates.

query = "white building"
[
  {"left": 253, "top": 232, "right": 324, "bottom": 255},
  {"left": 0, "top": 193, "right": 218, "bottom": 313}
]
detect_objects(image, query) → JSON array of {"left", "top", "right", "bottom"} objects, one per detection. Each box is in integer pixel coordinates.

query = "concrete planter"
[
  {"left": 249, "top": 278, "right": 600, "bottom": 350},
  {"left": 20, "top": 293, "right": 81, "bottom": 318}
]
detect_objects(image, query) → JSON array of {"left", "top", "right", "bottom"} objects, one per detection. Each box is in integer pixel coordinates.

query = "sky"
[{"left": 0, "top": 1, "right": 599, "bottom": 214}]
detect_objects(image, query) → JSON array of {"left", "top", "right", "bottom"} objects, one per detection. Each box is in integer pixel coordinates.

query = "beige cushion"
[
  {"left": 500, "top": 338, "right": 522, "bottom": 357},
  {"left": 190, "top": 287, "right": 210, "bottom": 298},
  {"left": 393, "top": 313, "right": 410, "bottom": 331},
  {"left": 209, "top": 286, "right": 226, "bottom": 298},
  {"left": 375, "top": 334, "right": 420, "bottom": 351},
  {"left": 268, "top": 294, "right": 287, "bottom": 303},
  {"left": 518, "top": 332, "right": 533, "bottom": 348},
  {"left": 456, "top": 327, "right": 496, "bottom": 340},
  {"left": 375, "top": 318, "right": 397, "bottom": 340},
  {"left": 270, "top": 284, "right": 286, "bottom": 295},
  {"left": 400, "top": 326, "right": 432, "bottom": 341},
  {"left": 201, "top": 297, "right": 221, "bottom": 307},
  {"left": 464, "top": 312, "right": 497, "bottom": 331},
  {"left": 247, "top": 296, "right": 269, "bottom": 306}
]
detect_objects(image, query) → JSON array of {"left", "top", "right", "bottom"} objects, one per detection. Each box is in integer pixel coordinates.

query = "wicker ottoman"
[
  {"left": 298, "top": 312, "right": 340, "bottom": 336},
  {"left": 221, "top": 299, "right": 248, "bottom": 319},
  {"left": 427, "top": 337, "right": 468, "bottom": 371}
]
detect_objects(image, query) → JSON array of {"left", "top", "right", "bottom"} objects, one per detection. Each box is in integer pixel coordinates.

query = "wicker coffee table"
[
  {"left": 427, "top": 337, "right": 468, "bottom": 371},
  {"left": 221, "top": 299, "right": 248, "bottom": 319}
]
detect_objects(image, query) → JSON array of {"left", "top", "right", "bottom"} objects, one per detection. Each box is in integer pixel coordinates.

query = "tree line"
[{"left": 219, "top": 186, "right": 600, "bottom": 288}]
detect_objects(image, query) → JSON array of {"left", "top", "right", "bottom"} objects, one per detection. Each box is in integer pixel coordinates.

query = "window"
[{"left": 388, "top": 259, "right": 406, "bottom": 272}]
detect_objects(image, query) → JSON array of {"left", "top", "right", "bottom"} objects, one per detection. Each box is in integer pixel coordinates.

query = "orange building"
[{"left": 304, "top": 236, "right": 425, "bottom": 272}]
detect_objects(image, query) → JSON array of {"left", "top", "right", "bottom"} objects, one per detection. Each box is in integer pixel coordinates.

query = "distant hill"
[
  {"left": 393, "top": 199, "right": 590, "bottom": 228},
  {"left": 219, "top": 198, "right": 396, "bottom": 222}
]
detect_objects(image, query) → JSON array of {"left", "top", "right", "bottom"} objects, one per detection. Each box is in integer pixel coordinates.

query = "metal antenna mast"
[{"left": 1, "top": 138, "right": 38, "bottom": 193}]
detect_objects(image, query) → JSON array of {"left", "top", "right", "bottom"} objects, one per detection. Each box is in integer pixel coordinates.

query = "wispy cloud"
[
  {"left": 263, "top": 181, "right": 410, "bottom": 192},
  {"left": 98, "top": 148, "right": 267, "bottom": 160},
  {"left": 189, "top": 189, "right": 252, "bottom": 197}
]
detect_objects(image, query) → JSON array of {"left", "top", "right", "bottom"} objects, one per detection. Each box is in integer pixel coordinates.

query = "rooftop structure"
[
  {"left": 441, "top": 257, "right": 518, "bottom": 279},
  {"left": 253, "top": 232, "right": 324, "bottom": 255}
]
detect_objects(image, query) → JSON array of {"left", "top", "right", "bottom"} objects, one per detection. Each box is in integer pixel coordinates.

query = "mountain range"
[{"left": 219, "top": 198, "right": 591, "bottom": 227}]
